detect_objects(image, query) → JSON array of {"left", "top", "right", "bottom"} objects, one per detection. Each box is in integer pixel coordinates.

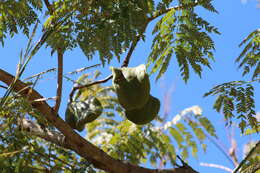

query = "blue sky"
[{"left": 0, "top": 0, "right": 259, "bottom": 173}]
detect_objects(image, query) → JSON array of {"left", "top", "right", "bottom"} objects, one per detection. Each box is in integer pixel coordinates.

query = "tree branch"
[
  {"left": 120, "top": 21, "right": 148, "bottom": 68},
  {"left": 69, "top": 75, "right": 112, "bottom": 102},
  {"left": 53, "top": 50, "right": 63, "bottom": 115},
  {"left": 0, "top": 84, "right": 8, "bottom": 89},
  {"left": 18, "top": 118, "right": 69, "bottom": 149},
  {"left": 232, "top": 141, "right": 260, "bottom": 173},
  {"left": 17, "top": 119, "right": 74, "bottom": 168},
  {"left": 43, "top": 0, "right": 53, "bottom": 14},
  {"left": 0, "top": 68, "right": 198, "bottom": 173}
]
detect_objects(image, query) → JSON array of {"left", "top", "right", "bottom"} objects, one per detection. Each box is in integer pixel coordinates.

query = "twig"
[
  {"left": 0, "top": 84, "right": 8, "bottom": 89},
  {"left": 200, "top": 162, "right": 233, "bottom": 172},
  {"left": 33, "top": 97, "right": 56, "bottom": 102},
  {"left": 176, "top": 155, "right": 198, "bottom": 172},
  {"left": 227, "top": 126, "right": 239, "bottom": 166},
  {"left": 69, "top": 75, "right": 112, "bottom": 102},
  {"left": 53, "top": 50, "right": 63, "bottom": 115},
  {"left": 0, "top": 12, "right": 69, "bottom": 106},
  {"left": 184, "top": 116, "right": 236, "bottom": 167},
  {"left": 43, "top": 0, "right": 53, "bottom": 14},
  {"left": 177, "top": 155, "right": 188, "bottom": 167},
  {"left": 29, "top": 141, "right": 73, "bottom": 169},
  {"left": 232, "top": 141, "right": 260, "bottom": 173},
  {"left": 121, "top": 28, "right": 145, "bottom": 68},
  {"left": 23, "top": 68, "right": 56, "bottom": 81},
  {"left": 68, "top": 64, "right": 101, "bottom": 75},
  {"left": 201, "top": 127, "right": 236, "bottom": 167}
]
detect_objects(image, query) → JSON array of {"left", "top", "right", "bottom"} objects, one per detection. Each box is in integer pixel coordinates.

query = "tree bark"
[{"left": 0, "top": 68, "right": 198, "bottom": 173}]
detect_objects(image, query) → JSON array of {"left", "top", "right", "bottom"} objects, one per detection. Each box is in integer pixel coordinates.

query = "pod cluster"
[{"left": 111, "top": 64, "right": 160, "bottom": 125}]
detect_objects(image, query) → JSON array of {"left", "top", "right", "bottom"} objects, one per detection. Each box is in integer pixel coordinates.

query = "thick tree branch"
[
  {"left": 53, "top": 50, "right": 63, "bottom": 115},
  {"left": 0, "top": 68, "right": 198, "bottom": 173}
]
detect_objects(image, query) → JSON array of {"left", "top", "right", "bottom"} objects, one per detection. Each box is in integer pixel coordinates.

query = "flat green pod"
[
  {"left": 65, "top": 97, "right": 103, "bottom": 131},
  {"left": 125, "top": 95, "right": 160, "bottom": 125},
  {"left": 111, "top": 64, "right": 150, "bottom": 110}
]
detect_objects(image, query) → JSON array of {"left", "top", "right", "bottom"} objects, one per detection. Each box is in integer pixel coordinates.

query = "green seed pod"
[
  {"left": 111, "top": 64, "right": 150, "bottom": 110},
  {"left": 65, "top": 97, "right": 103, "bottom": 131},
  {"left": 125, "top": 95, "right": 160, "bottom": 125}
]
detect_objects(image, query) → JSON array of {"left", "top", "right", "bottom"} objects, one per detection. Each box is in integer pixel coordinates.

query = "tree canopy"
[{"left": 0, "top": 0, "right": 259, "bottom": 173}]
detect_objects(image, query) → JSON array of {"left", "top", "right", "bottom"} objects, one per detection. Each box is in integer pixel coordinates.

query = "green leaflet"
[
  {"left": 111, "top": 64, "right": 150, "bottom": 110},
  {"left": 65, "top": 97, "right": 103, "bottom": 132},
  {"left": 236, "top": 29, "right": 260, "bottom": 80},
  {"left": 125, "top": 95, "right": 160, "bottom": 125}
]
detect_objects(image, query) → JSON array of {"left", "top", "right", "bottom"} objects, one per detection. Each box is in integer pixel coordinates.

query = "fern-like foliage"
[
  {"left": 236, "top": 29, "right": 260, "bottom": 80},
  {"left": 43, "top": 0, "right": 156, "bottom": 65},
  {"left": 0, "top": 96, "right": 89, "bottom": 172},
  {"left": 204, "top": 80, "right": 259, "bottom": 133},
  {"left": 73, "top": 74, "right": 216, "bottom": 167},
  {"left": 0, "top": 0, "right": 42, "bottom": 45},
  {"left": 148, "top": 0, "right": 220, "bottom": 81},
  {"left": 86, "top": 105, "right": 216, "bottom": 167},
  {"left": 160, "top": 106, "right": 216, "bottom": 159},
  {"left": 205, "top": 29, "right": 259, "bottom": 133}
]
